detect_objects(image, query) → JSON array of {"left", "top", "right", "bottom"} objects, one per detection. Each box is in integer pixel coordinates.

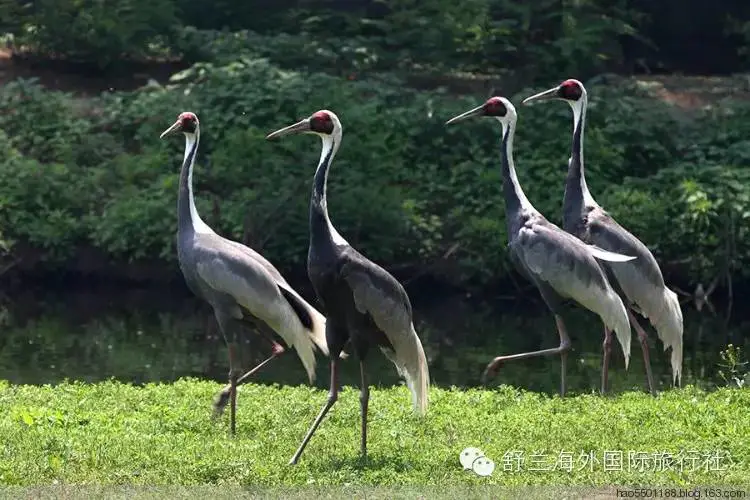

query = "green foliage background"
[{"left": 0, "top": 0, "right": 748, "bottom": 289}]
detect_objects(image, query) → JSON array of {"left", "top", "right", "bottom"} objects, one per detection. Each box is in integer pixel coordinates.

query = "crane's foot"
[
  {"left": 481, "top": 357, "right": 503, "bottom": 385},
  {"left": 228, "top": 370, "right": 239, "bottom": 437},
  {"left": 212, "top": 389, "right": 232, "bottom": 418},
  {"left": 271, "top": 341, "right": 285, "bottom": 356},
  {"left": 213, "top": 348, "right": 285, "bottom": 417}
]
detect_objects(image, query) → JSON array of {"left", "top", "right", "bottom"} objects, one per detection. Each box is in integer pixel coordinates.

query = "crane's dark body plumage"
[
  {"left": 524, "top": 79, "right": 684, "bottom": 392},
  {"left": 267, "top": 110, "right": 428, "bottom": 465},
  {"left": 447, "top": 98, "right": 633, "bottom": 396},
  {"left": 569, "top": 208, "right": 665, "bottom": 291},
  {"left": 308, "top": 245, "right": 400, "bottom": 357},
  {"left": 161, "top": 112, "right": 330, "bottom": 435},
  {"left": 307, "top": 153, "right": 402, "bottom": 358}
]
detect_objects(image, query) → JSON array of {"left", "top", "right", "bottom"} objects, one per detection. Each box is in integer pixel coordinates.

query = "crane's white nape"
[
  {"left": 265, "top": 109, "right": 348, "bottom": 247},
  {"left": 493, "top": 96, "right": 517, "bottom": 123},
  {"left": 493, "top": 100, "right": 534, "bottom": 214},
  {"left": 568, "top": 94, "right": 598, "bottom": 209},
  {"left": 183, "top": 131, "right": 215, "bottom": 235},
  {"left": 315, "top": 117, "right": 348, "bottom": 247}
]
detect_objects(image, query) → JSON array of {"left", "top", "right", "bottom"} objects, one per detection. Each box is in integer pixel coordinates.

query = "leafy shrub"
[
  {"left": 7, "top": 0, "right": 179, "bottom": 67},
  {"left": 1, "top": 60, "right": 749, "bottom": 289},
  {"left": 0, "top": 156, "right": 93, "bottom": 261}
]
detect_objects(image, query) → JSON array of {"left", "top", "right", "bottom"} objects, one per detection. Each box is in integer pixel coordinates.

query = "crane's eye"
[
  {"left": 558, "top": 81, "right": 583, "bottom": 101},
  {"left": 310, "top": 111, "right": 334, "bottom": 134},
  {"left": 484, "top": 98, "right": 507, "bottom": 117},
  {"left": 178, "top": 112, "right": 198, "bottom": 133}
]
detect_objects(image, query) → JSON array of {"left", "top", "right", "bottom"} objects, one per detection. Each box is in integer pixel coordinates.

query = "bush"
[
  {"left": 0, "top": 59, "right": 749, "bottom": 288},
  {"left": 6, "top": 0, "right": 180, "bottom": 67}
]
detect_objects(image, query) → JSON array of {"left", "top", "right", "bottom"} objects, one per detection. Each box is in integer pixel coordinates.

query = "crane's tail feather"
[
  {"left": 649, "top": 288, "right": 684, "bottom": 386},
  {"left": 380, "top": 324, "right": 429, "bottom": 416},
  {"left": 304, "top": 304, "right": 330, "bottom": 357},
  {"left": 607, "top": 292, "right": 632, "bottom": 369},
  {"left": 276, "top": 283, "right": 350, "bottom": 385},
  {"left": 306, "top": 306, "right": 349, "bottom": 360},
  {"left": 277, "top": 283, "right": 348, "bottom": 363}
]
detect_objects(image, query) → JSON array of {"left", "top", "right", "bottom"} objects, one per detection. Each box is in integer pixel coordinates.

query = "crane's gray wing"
[
  {"left": 587, "top": 209, "right": 665, "bottom": 291},
  {"left": 222, "top": 238, "right": 289, "bottom": 286},
  {"left": 193, "top": 235, "right": 326, "bottom": 369},
  {"left": 514, "top": 221, "right": 609, "bottom": 299},
  {"left": 513, "top": 220, "right": 632, "bottom": 363},
  {"left": 194, "top": 242, "right": 291, "bottom": 327},
  {"left": 337, "top": 249, "right": 413, "bottom": 339},
  {"left": 587, "top": 210, "right": 682, "bottom": 381},
  {"left": 338, "top": 249, "right": 429, "bottom": 414}
]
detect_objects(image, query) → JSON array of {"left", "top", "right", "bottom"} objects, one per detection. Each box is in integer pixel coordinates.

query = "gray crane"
[
  {"left": 266, "top": 110, "right": 429, "bottom": 464},
  {"left": 446, "top": 97, "right": 636, "bottom": 396},
  {"left": 160, "top": 111, "right": 332, "bottom": 435},
  {"left": 523, "top": 79, "right": 684, "bottom": 395}
]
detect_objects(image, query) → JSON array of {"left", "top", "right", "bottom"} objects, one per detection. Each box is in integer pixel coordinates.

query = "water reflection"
[{"left": 0, "top": 282, "right": 746, "bottom": 394}]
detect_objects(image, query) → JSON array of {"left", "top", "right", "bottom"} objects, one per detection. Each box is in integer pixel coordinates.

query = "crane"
[
  {"left": 160, "top": 111, "right": 332, "bottom": 435},
  {"left": 523, "top": 79, "right": 684, "bottom": 395},
  {"left": 446, "top": 97, "right": 637, "bottom": 396},
  {"left": 266, "top": 110, "right": 430, "bottom": 464}
]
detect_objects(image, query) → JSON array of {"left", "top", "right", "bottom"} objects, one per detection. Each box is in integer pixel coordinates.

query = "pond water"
[{"left": 0, "top": 279, "right": 746, "bottom": 395}]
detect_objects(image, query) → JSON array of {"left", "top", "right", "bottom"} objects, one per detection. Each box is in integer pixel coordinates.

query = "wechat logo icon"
[{"left": 459, "top": 447, "right": 495, "bottom": 477}]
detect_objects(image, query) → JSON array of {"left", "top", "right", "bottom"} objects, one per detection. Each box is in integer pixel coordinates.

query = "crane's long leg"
[
  {"left": 213, "top": 338, "right": 285, "bottom": 417},
  {"left": 601, "top": 327, "right": 612, "bottom": 394},
  {"left": 214, "top": 313, "right": 246, "bottom": 435},
  {"left": 289, "top": 359, "right": 339, "bottom": 465},
  {"left": 227, "top": 341, "right": 242, "bottom": 436},
  {"left": 482, "top": 314, "right": 571, "bottom": 396},
  {"left": 359, "top": 361, "right": 369, "bottom": 461},
  {"left": 627, "top": 309, "right": 656, "bottom": 396},
  {"left": 213, "top": 344, "right": 285, "bottom": 417}
]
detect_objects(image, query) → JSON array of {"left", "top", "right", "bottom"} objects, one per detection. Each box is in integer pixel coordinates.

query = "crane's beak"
[
  {"left": 522, "top": 86, "right": 560, "bottom": 105},
  {"left": 159, "top": 120, "right": 182, "bottom": 139},
  {"left": 445, "top": 104, "right": 485, "bottom": 125},
  {"left": 266, "top": 118, "right": 311, "bottom": 140}
]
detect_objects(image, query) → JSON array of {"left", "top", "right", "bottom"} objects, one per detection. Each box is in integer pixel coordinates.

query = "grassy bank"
[{"left": 0, "top": 379, "right": 748, "bottom": 487}]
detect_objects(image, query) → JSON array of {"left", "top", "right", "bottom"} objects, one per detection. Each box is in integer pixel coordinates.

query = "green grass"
[{"left": 0, "top": 379, "right": 748, "bottom": 490}]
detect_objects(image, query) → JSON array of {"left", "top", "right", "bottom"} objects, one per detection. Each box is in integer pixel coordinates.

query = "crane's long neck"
[
  {"left": 310, "top": 133, "right": 347, "bottom": 249},
  {"left": 178, "top": 130, "right": 213, "bottom": 236},
  {"left": 499, "top": 117, "right": 534, "bottom": 235},
  {"left": 563, "top": 97, "right": 596, "bottom": 228}
]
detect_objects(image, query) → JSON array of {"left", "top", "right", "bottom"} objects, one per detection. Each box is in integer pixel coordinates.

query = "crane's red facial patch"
[
  {"left": 178, "top": 112, "right": 198, "bottom": 133},
  {"left": 484, "top": 97, "right": 507, "bottom": 117},
  {"left": 558, "top": 80, "right": 583, "bottom": 101},
  {"left": 309, "top": 111, "right": 334, "bottom": 135}
]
